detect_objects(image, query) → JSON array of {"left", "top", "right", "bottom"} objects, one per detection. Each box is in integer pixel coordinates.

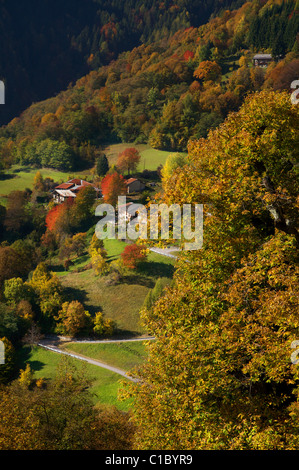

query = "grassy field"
[
  {"left": 0, "top": 143, "right": 181, "bottom": 205},
  {"left": 62, "top": 340, "right": 149, "bottom": 371},
  {"left": 0, "top": 165, "right": 92, "bottom": 204},
  {"left": 102, "top": 143, "right": 181, "bottom": 172},
  {"left": 18, "top": 345, "right": 134, "bottom": 410},
  {"left": 52, "top": 238, "right": 175, "bottom": 335}
]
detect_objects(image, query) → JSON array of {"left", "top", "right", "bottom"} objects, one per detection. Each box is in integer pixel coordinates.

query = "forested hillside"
[
  {"left": 0, "top": 0, "right": 246, "bottom": 126},
  {"left": 0, "top": 0, "right": 298, "bottom": 174}
]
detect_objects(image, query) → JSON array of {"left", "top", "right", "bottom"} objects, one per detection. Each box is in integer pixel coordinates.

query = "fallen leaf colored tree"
[{"left": 125, "top": 90, "right": 299, "bottom": 450}]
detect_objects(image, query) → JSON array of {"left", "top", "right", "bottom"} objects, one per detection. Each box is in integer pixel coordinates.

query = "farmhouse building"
[
  {"left": 125, "top": 178, "right": 146, "bottom": 194},
  {"left": 53, "top": 179, "right": 101, "bottom": 203},
  {"left": 253, "top": 53, "right": 273, "bottom": 67}
]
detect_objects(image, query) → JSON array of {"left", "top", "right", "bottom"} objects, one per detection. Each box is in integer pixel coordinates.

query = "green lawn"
[
  {"left": 52, "top": 239, "right": 175, "bottom": 335},
  {"left": 102, "top": 143, "right": 184, "bottom": 172},
  {"left": 62, "top": 340, "right": 149, "bottom": 371},
  {"left": 0, "top": 165, "right": 91, "bottom": 203},
  {"left": 139, "top": 147, "right": 175, "bottom": 171},
  {"left": 0, "top": 143, "right": 184, "bottom": 204},
  {"left": 18, "top": 345, "right": 133, "bottom": 410},
  {"left": 0, "top": 144, "right": 183, "bottom": 206},
  {"left": 104, "top": 238, "right": 128, "bottom": 261}
]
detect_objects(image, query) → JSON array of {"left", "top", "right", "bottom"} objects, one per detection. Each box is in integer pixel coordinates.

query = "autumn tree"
[
  {"left": 4, "top": 190, "right": 30, "bottom": 235},
  {"left": 90, "top": 248, "right": 108, "bottom": 276},
  {"left": 94, "top": 406, "right": 135, "bottom": 450},
  {"left": 40, "top": 228, "right": 57, "bottom": 255},
  {"left": 15, "top": 300, "right": 34, "bottom": 322},
  {"left": 117, "top": 148, "right": 141, "bottom": 174},
  {"left": 93, "top": 311, "right": 115, "bottom": 337},
  {"left": 90, "top": 232, "right": 104, "bottom": 252},
  {"left": 0, "top": 337, "right": 16, "bottom": 384},
  {"left": 29, "top": 263, "right": 64, "bottom": 323},
  {"left": 101, "top": 172, "right": 127, "bottom": 206},
  {"left": 33, "top": 171, "right": 44, "bottom": 192},
  {"left": 193, "top": 60, "right": 222, "bottom": 82},
  {"left": 161, "top": 152, "right": 186, "bottom": 182},
  {"left": 22, "top": 323, "right": 44, "bottom": 349},
  {"left": 0, "top": 303, "right": 19, "bottom": 342},
  {"left": 70, "top": 185, "right": 96, "bottom": 228},
  {"left": 45, "top": 200, "right": 73, "bottom": 237},
  {"left": 0, "top": 204, "right": 6, "bottom": 238},
  {"left": 0, "top": 359, "right": 96, "bottom": 449},
  {"left": 55, "top": 301, "right": 92, "bottom": 337},
  {"left": 126, "top": 90, "right": 299, "bottom": 450},
  {"left": 11, "top": 239, "right": 37, "bottom": 274},
  {"left": 0, "top": 358, "right": 136, "bottom": 450},
  {"left": 0, "top": 246, "right": 30, "bottom": 288},
  {"left": 263, "top": 57, "right": 299, "bottom": 92},
  {"left": 3, "top": 277, "right": 34, "bottom": 306},
  {"left": 59, "top": 232, "right": 87, "bottom": 261},
  {"left": 121, "top": 243, "right": 147, "bottom": 270},
  {"left": 18, "top": 363, "right": 34, "bottom": 389}
]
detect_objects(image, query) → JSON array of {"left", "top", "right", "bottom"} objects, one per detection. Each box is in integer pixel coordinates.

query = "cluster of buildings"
[
  {"left": 52, "top": 178, "right": 101, "bottom": 204},
  {"left": 52, "top": 177, "right": 146, "bottom": 204}
]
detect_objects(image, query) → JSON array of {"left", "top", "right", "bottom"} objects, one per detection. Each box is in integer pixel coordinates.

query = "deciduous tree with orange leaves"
[
  {"left": 126, "top": 90, "right": 299, "bottom": 450},
  {"left": 117, "top": 147, "right": 141, "bottom": 175},
  {"left": 45, "top": 200, "right": 73, "bottom": 236},
  {"left": 193, "top": 60, "right": 222, "bottom": 82},
  {"left": 101, "top": 172, "right": 127, "bottom": 206}
]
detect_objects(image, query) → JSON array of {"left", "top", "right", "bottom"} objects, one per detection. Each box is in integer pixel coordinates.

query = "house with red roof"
[{"left": 53, "top": 179, "right": 101, "bottom": 203}]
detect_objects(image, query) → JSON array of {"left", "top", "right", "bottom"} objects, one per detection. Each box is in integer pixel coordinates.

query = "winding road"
[{"left": 38, "top": 335, "right": 155, "bottom": 383}]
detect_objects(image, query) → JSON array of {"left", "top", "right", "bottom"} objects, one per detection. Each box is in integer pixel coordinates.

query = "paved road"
[
  {"left": 37, "top": 335, "right": 155, "bottom": 382},
  {"left": 149, "top": 246, "right": 180, "bottom": 259}
]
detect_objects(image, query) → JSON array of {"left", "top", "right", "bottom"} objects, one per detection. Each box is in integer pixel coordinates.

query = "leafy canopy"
[{"left": 127, "top": 90, "right": 299, "bottom": 450}]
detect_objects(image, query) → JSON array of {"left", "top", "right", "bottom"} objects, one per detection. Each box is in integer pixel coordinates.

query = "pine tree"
[{"left": 97, "top": 154, "right": 109, "bottom": 177}]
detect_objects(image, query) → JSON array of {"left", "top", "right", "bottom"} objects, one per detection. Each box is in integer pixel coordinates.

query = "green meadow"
[
  {"left": 17, "top": 344, "right": 136, "bottom": 410},
  {"left": 102, "top": 142, "right": 184, "bottom": 172},
  {"left": 62, "top": 340, "right": 149, "bottom": 371},
  {"left": 0, "top": 144, "right": 174, "bottom": 204},
  {"left": 0, "top": 165, "right": 90, "bottom": 204},
  {"left": 52, "top": 238, "right": 175, "bottom": 336}
]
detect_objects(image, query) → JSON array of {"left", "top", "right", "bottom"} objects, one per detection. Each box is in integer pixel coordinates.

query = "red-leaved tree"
[
  {"left": 121, "top": 244, "right": 147, "bottom": 270},
  {"left": 45, "top": 200, "right": 73, "bottom": 234},
  {"left": 101, "top": 172, "right": 127, "bottom": 206},
  {"left": 183, "top": 50, "right": 194, "bottom": 61}
]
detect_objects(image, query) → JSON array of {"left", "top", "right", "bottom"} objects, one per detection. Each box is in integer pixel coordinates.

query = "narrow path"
[
  {"left": 38, "top": 342, "right": 140, "bottom": 382},
  {"left": 59, "top": 336, "right": 155, "bottom": 344},
  {"left": 37, "top": 335, "right": 155, "bottom": 382},
  {"left": 38, "top": 335, "right": 155, "bottom": 346},
  {"left": 149, "top": 246, "right": 180, "bottom": 259}
]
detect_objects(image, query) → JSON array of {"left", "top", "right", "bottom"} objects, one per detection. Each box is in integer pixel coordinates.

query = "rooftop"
[
  {"left": 125, "top": 178, "right": 138, "bottom": 185},
  {"left": 55, "top": 182, "right": 75, "bottom": 190},
  {"left": 253, "top": 53, "right": 272, "bottom": 59}
]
